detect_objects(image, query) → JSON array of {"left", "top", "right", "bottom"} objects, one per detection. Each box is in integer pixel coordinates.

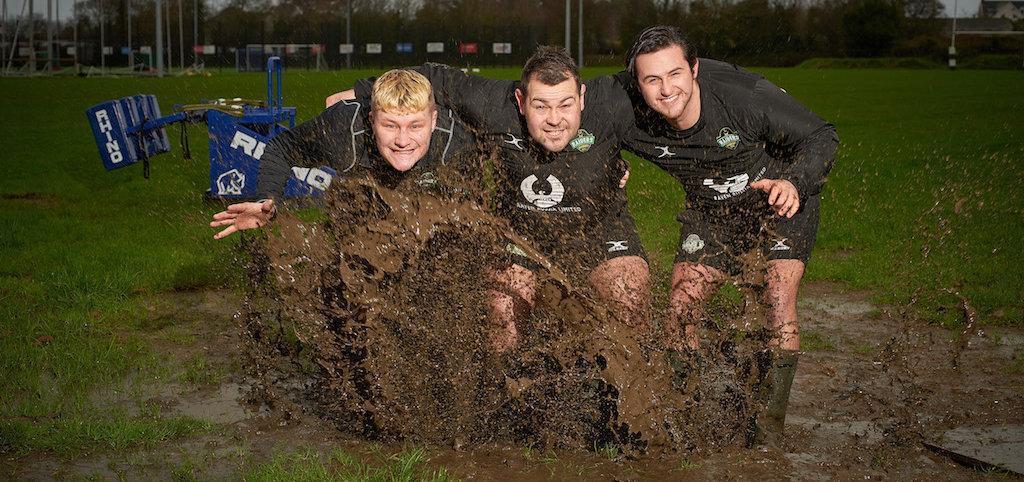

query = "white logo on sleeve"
[
  {"left": 605, "top": 241, "right": 629, "bottom": 252},
  {"left": 770, "top": 239, "right": 792, "bottom": 251},
  {"left": 504, "top": 133, "right": 526, "bottom": 150},
  {"left": 520, "top": 174, "right": 565, "bottom": 208},
  {"left": 681, "top": 234, "right": 705, "bottom": 254},
  {"left": 216, "top": 169, "right": 246, "bottom": 195},
  {"left": 655, "top": 145, "right": 676, "bottom": 158}
]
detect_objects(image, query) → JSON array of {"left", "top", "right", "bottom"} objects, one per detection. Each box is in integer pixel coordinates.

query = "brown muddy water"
[
  {"left": 8, "top": 176, "right": 1024, "bottom": 479},
  {"left": 241, "top": 172, "right": 786, "bottom": 455}
]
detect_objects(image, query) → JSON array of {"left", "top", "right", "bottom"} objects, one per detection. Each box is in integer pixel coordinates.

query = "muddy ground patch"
[{"left": 6, "top": 282, "right": 1023, "bottom": 480}]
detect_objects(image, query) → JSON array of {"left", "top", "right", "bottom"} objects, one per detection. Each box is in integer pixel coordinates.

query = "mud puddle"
[{"left": 7, "top": 281, "right": 1023, "bottom": 480}]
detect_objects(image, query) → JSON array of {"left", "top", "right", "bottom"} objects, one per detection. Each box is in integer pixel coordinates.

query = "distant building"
[
  {"left": 944, "top": 17, "right": 1014, "bottom": 34},
  {"left": 978, "top": 0, "right": 1024, "bottom": 21}
]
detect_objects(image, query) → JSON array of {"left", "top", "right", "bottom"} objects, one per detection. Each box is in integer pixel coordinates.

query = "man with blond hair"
[{"left": 210, "top": 69, "right": 474, "bottom": 238}]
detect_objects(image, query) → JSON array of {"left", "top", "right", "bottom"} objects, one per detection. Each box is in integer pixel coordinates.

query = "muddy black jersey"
[
  {"left": 619, "top": 59, "right": 838, "bottom": 216},
  {"left": 355, "top": 64, "right": 636, "bottom": 244},
  {"left": 256, "top": 98, "right": 474, "bottom": 200}
]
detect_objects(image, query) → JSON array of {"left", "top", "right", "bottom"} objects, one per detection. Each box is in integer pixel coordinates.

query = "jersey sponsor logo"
[
  {"left": 216, "top": 169, "right": 246, "bottom": 195},
  {"left": 94, "top": 110, "right": 124, "bottom": 164},
  {"left": 570, "top": 129, "right": 595, "bottom": 152},
  {"left": 605, "top": 240, "right": 629, "bottom": 253},
  {"left": 770, "top": 239, "right": 792, "bottom": 251},
  {"left": 415, "top": 171, "right": 439, "bottom": 188},
  {"left": 504, "top": 133, "right": 526, "bottom": 150},
  {"left": 681, "top": 233, "right": 705, "bottom": 254},
  {"left": 520, "top": 174, "right": 565, "bottom": 208},
  {"left": 716, "top": 127, "right": 740, "bottom": 150},
  {"left": 655, "top": 145, "right": 676, "bottom": 158},
  {"left": 702, "top": 166, "right": 766, "bottom": 201},
  {"left": 230, "top": 131, "right": 266, "bottom": 160},
  {"left": 703, "top": 173, "right": 749, "bottom": 196}
]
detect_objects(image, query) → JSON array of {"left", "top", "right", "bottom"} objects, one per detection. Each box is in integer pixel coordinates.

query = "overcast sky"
[{"left": 4, "top": 0, "right": 986, "bottom": 30}]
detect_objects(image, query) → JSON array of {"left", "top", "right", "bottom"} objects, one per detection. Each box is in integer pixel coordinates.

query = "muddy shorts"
[
  {"left": 674, "top": 194, "right": 820, "bottom": 276},
  {"left": 505, "top": 208, "right": 647, "bottom": 274}
]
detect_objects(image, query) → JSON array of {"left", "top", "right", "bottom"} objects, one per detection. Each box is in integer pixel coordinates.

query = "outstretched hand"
[
  {"left": 210, "top": 199, "right": 275, "bottom": 240},
  {"left": 749, "top": 179, "right": 800, "bottom": 218}
]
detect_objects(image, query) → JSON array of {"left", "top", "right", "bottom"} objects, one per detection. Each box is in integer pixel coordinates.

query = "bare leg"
[
  {"left": 764, "top": 259, "right": 805, "bottom": 351},
  {"left": 669, "top": 262, "right": 727, "bottom": 350},
  {"left": 486, "top": 264, "right": 536, "bottom": 353},
  {"left": 588, "top": 255, "right": 650, "bottom": 327}
]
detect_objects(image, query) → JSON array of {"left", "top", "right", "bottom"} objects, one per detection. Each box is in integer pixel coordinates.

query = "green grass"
[
  {"left": 676, "top": 458, "right": 701, "bottom": 470},
  {"left": 242, "top": 447, "right": 453, "bottom": 482},
  {"left": 0, "top": 414, "right": 211, "bottom": 454},
  {"left": 800, "top": 329, "right": 836, "bottom": 351},
  {"left": 179, "top": 354, "right": 226, "bottom": 387},
  {"left": 1, "top": 66, "right": 1022, "bottom": 458}
]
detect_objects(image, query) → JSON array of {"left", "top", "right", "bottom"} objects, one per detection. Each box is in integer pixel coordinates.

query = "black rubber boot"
[{"left": 755, "top": 349, "right": 799, "bottom": 444}]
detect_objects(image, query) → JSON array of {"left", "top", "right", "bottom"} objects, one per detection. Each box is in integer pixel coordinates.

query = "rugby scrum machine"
[{"left": 85, "top": 57, "right": 335, "bottom": 199}]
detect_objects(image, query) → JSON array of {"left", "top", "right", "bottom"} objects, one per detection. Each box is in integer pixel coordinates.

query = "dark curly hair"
[{"left": 625, "top": 26, "right": 698, "bottom": 85}]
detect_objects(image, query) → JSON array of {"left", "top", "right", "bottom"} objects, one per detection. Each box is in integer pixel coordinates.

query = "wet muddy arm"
[
  {"left": 751, "top": 79, "right": 839, "bottom": 200},
  {"left": 257, "top": 104, "right": 358, "bottom": 201}
]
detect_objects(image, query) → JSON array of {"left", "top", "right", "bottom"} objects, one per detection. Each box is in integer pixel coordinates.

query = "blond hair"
[{"left": 371, "top": 69, "right": 435, "bottom": 115}]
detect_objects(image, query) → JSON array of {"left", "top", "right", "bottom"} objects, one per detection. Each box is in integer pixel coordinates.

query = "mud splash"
[{"left": 237, "top": 164, "right": 777, "bottom": 455}]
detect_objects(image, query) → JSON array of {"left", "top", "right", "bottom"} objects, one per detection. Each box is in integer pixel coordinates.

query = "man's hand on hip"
[
  {"left": 210, "top": 199, "right": 275, "bottom": 240},
  {"left": 750, "top": 179, "right": 799, "bottom": 218}
]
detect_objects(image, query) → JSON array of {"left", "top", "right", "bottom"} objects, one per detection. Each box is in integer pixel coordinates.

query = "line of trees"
[
  {"left": 5, "top": 0, "right": 1020, "bottom": 69},
  {"left": 204, "top": 0, "right": 1019, "bottom": 67}
]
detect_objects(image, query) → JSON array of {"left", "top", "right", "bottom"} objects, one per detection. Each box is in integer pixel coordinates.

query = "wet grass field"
[{"left": 1, "top": 66, "right": 1022, "bottom": 477}]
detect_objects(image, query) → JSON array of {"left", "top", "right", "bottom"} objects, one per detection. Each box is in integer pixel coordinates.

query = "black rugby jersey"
[
  {"left": 354, "top": 64, "right": 636, "bottom": 245},
  {"left": 618, "top": 59, "right": 839, "bottom": 216},
  {"left": 256, "top": 98, "right": 474, "bottom": 200}
]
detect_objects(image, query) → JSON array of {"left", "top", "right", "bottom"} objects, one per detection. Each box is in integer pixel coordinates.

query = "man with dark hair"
[
  {"left": 339, "top": 47, "right": 650, "bottom": 353},
  {"left": 620, "top": 25, "right": 839, "bottom": 441}
]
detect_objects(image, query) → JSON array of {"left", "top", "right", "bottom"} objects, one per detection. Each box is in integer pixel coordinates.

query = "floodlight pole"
[
  {"left": 345, "top": 0, "right": 351, "bottom": 68},
  {"left": 55, "top": 0, "right": 59, "bottom": 65},
  {"left": 176, "top": 0, "right": 183, "bottom": 68},
  {"left": 127, "top": 0, "right": 132, "bottom": 68},
  {"left": 5, "top": 0, "right": 28, "bottom": 74},
  {"left": 155, "top": 0, "right": 163, "bottom": 76},
  {"left": 192, "top": 0, "right": 197, "bottom": 67},
  {"left": 28, "top": 0, "right": 34, "bottom": 72},
  {"left": 72, "top": 0, "right": 77, "bottom": 67},
  {"left": 577, "top": 0, "right": 583, "bottom": 68},
  {"left": 949, "top": 0, "right": 958, "bottom": 69},
  {"left": 99, "top": 0, "right": 104, "bottom": 70},
  {"left": 564, "top": 0, "right": 570, "bottom": 53},
  {"left": 46, "top": 0, "right": 52, "bottom": 70},
  {"left": 164, "top": 0, "right": 171, "bottom": 70}
]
